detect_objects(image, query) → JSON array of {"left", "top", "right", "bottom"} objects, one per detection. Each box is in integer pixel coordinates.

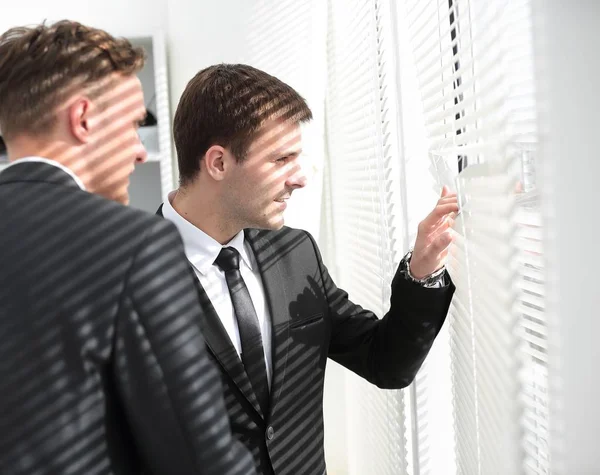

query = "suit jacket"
[
  {"left": 157, "top": 205, "right": 455, "bottom": 475},
  {"left": 0, "top": 162, "right": 256, "bottom": 475}
]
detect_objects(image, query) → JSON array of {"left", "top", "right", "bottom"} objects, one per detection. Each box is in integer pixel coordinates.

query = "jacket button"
[{"left": 266, "top": 426, "right": 275, "bottom": 440}]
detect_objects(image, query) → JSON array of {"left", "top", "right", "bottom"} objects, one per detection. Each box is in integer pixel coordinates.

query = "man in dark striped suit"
[
  {"left": 158, "top": 64, "right": 458, "bottom": 474},
  {"left": 0, "top": 21, "right": 255, "bottom": 475}
]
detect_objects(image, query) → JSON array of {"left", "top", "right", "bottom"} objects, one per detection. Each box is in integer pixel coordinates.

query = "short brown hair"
[
  {"left": 173, "top": 64, "right": 313, "bottom": 187},
  {"left": 0, "top": 20, "right": 145, "bottom": 139}
]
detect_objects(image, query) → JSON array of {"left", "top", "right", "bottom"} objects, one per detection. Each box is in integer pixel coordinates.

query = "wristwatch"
[{"left": 400, "top": 251, "right": 446, "bottom": 288}]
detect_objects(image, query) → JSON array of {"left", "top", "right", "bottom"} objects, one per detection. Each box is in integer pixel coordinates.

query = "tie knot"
[{"left": 215, "top": 247, "right": 240, "bottom": 272}]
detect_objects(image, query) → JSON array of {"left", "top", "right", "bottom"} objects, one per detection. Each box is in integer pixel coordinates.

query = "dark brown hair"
[
  {"left": 173, "top": 63, "right": 313, "bottom": 187},
  {"left": 0, "top": 20, "right": 145, "bottom": 139}
]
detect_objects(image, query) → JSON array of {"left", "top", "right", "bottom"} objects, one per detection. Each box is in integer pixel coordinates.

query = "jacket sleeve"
[
  {"left": 113, "top": 219, "right": 256, "bottom": 475},
  {"left": 307, "top": 232, "right": 455, "bottom": 389}
]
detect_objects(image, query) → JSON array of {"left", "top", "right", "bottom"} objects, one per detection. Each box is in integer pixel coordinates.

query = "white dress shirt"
[
  {"left": 3, "top": 156, "right": 86, "bottom": 190},
  {"left": 163, "top": 191, "right": 272, "bottom": 387}
]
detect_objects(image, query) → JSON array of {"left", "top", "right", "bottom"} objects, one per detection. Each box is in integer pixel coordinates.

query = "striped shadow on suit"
[
  {"left": 0, "top": 162, "right": 256, "bottom": 475},
  {"left": 157, "top": 204, "right": 454, "bottom": 475}
]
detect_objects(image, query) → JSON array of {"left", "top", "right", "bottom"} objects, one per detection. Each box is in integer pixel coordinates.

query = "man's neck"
[
  {"left": 8, "top": 137, "right": 92, "bottom": 190},
  {"left": 10, "top": 138, "right": 72, "bottom": 170},
  {"left": 171, "top": 188, "right": 242, "bottom": 245},
  {"left": 9, "top": 134, "right": 57, "bottom": 161}
]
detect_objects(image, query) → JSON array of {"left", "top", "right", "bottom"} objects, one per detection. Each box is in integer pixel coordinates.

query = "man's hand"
[{"left": 409, "top": 186, "right": 459, "bottom": 280}]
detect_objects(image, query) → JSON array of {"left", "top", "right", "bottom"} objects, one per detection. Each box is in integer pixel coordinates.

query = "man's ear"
[
  {"left": 204, "top": 145, "right": 229, "bottom": 181},
  {"left": 68, "top": 98, "right": 93, "bottom": 144}
]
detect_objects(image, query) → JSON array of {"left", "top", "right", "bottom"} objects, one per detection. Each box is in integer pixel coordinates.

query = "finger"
[
  {"left": 445, "top": 217, "right": 455, "bottom": 230},
  {"left": 419, "top": 208, "right": 457, "bottom": 234},
  {"left": 441, "top": 185, "right": 450, "bottom": 197},
  {"left": 436, "top": 197, "right": 458, "bottom": 209},
  {"left": 427, "top": 202, "right": 460, "bottom": 222},
  {"left": 438, "top": 194, "right": 458, "bottom": 203},
  {"left": 418, "top": 202, "right": 460, "bottom": 234},
  {"left": 445, "top": 212, "right": 457, "bottom": 228}
]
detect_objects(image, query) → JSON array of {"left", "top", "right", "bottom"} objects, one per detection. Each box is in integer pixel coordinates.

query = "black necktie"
[{"left": 215, "top": 247, "right": 269, "bottom": 415}]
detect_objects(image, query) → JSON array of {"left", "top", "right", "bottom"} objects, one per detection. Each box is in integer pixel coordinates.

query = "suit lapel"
[
  {"left": 157, "top": 204, "right": 264, "bottom": 418},
  {"left": 191, "top": 274, "right": 265, "bottom": 418},
  {"left": 246, "top": 229, "right": 292, "bottom": 417}
]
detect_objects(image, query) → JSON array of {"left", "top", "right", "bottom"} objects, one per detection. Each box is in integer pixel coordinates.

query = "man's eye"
[{"left": 277, "top": 156, "right": 289, "bottom": 163}]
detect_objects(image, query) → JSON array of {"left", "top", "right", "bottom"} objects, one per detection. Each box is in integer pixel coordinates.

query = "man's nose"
[
  {"left": 286, "top": 163, "right": 307, "bottom": 189},
  {"left": 135, "top": 137, "right": 148, "bottom": 164}
]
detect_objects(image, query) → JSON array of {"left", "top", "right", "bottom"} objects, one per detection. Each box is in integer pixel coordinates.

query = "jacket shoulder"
[
  {"left": 88, "top": 193, "right": 177, "bottom": 235},
  {"left": 248, "top": 225, "right": 310, "bottom": 241}
]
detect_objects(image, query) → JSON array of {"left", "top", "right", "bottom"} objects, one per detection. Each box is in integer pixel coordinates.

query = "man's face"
[
  {"left": 224, "top": 119, "right": 306, "bottom": 230},
  {"left": 85, "top": 75, "right": 147, "bottom": 204}
]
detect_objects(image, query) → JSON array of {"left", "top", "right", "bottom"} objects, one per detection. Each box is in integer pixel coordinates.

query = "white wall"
[
  {"left": 0, "top": 1, "right": 167, "bottom": 37},
  {"left": 165, "top": 0, "right": 252, "bottom": 111},
  {"left": 533, "top": 1, "right": 600, "bottom": 473}
]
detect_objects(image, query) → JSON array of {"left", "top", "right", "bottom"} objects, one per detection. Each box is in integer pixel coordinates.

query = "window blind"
[
  {"left": 402, "top": 0, "right": 548, "bottom": 473},
  {"left": 394, "top": 1, "right": 458, "bottom": 474},
  {"left": 246, "top": 0, "right": 313, "bottom": 82},
  {"left": 245, "top": 0, "right": 328, "bottom": 239},
  {"left": 517, "top": 198, "right": 550, "bottom": 474},
  {"left": 325, "top": 0, "right": 408, "bottom": 473}
]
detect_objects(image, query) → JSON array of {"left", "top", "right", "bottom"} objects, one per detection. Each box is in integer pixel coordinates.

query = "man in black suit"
[
  {"left": 159, "top": 63, "right": 458, "bottom": 475},
  {"left": 0, "top": 22, "right": 255, "bottom": 475}
]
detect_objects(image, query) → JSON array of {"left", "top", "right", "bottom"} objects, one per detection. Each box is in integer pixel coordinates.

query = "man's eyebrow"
[{"left": 271, "top": 148, "right": 303, "bottom": 158}]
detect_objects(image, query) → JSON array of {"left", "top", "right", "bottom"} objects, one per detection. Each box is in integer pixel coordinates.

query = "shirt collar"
[
  {"left": 162, "top": 190, "right": 253, "bottom": 275},
  {"left": 3, "top": 156, "right": 86, "bottom": 190}
]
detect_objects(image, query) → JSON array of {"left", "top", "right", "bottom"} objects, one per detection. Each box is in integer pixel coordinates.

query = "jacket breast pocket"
[
  {"left": 288, "top": 313, "right": 326, "bottom": 353},
  {"left": 289, "top": 313, "right": 324, "bottom": 330},
  {"left": 286, "top": 312, "right": 328, "bottom": 390}
]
